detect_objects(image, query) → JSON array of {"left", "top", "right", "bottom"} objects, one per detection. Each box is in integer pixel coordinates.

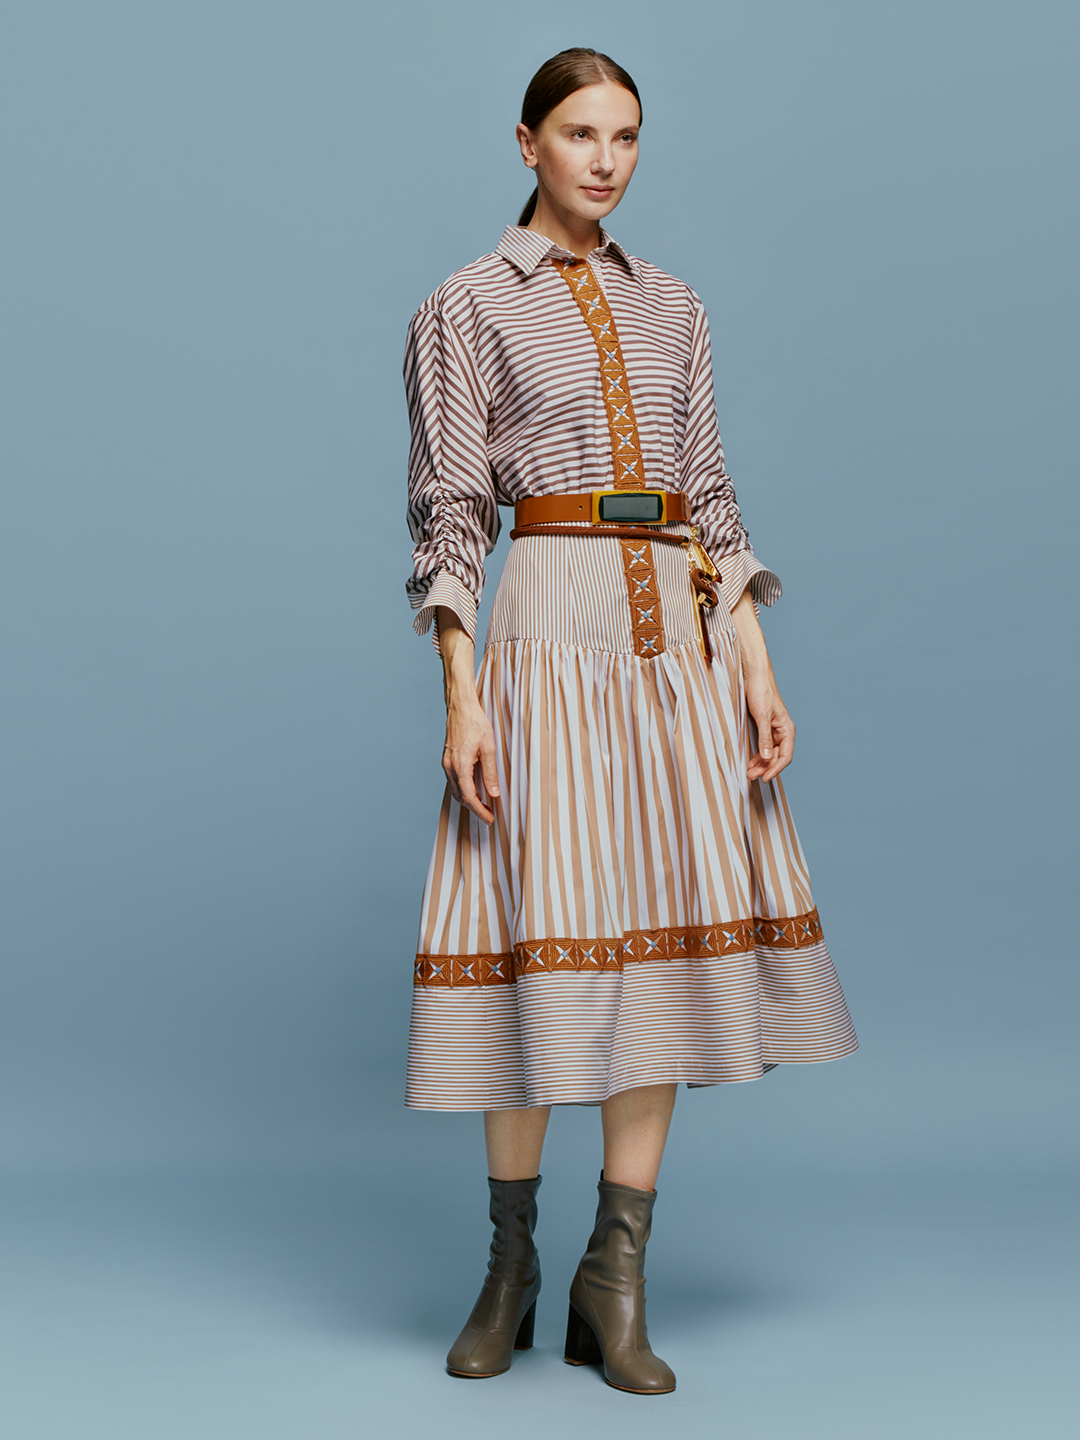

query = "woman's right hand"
[{"left": 437, "top": 606, "right": 500, "bottom": 825}]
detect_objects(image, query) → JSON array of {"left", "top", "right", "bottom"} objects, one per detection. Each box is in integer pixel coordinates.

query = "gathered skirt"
[{"left": 406, "top": 525, "right": 857, "bottom": 1109}]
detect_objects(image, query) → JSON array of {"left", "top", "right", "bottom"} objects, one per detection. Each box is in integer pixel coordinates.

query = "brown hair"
[{"left": 517, "top": 48, "right": 642, "bottom": 225}]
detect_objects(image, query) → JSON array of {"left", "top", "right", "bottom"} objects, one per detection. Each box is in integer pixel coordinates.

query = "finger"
[
  {"left": 457, "top": 760, "right": 495, "bottom": 826},
  {"left": 755, "top": 709, "right": 774, "bottom": 764},
  {"left": 444, "top": 746, "right": 482, "bottom": 814},
  {"left": 479, "top": 734, "right": 501, "bottom": 802},
  {"left": 765, "top": 716, "right": 795, "bottom": 779},
  {"left": 760, "top": 731, "right": 794, "bottom": 782},
  {"left": 473, "top": 759, "right": 498, "bottom": 822},
  {"left": 745, "top": 708, "right": 773, "bottom": 778},
  {"left": 442, "top": 749, "right": 462, "bottom": 803}
]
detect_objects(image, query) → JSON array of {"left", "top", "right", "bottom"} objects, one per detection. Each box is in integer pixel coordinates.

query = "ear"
[{"left": 516, "top": 122, "right": 538, "bottom": 170}]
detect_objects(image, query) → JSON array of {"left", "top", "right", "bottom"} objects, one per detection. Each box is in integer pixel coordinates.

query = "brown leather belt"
[{"left": 513, "top": 489, "right": 691, "bottom": 529}]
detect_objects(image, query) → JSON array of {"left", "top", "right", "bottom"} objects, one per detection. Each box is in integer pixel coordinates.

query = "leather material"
[
  {"left": 513, "top": 491, "right": 690, "bottom": 528},
  {"left": 565, "top": 1177, "right": 676, "bottom": 1394},
  {"left": 508, "top": 523, "right": 690, "bottom": 545},
  {"left": 446, "top": 1175, "right": 542, "bottom": 1378}
]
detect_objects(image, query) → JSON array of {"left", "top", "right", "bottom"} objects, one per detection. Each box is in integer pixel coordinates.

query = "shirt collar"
[{"left": 496, "top": 225, "right": 639, "bottom": 279}]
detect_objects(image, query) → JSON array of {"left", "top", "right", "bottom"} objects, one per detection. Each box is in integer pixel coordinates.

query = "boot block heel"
[
  {"left": 564, "top": 1303, "right": 603, "bottom": 1366},
  {"left": 513, "top": 1299, "right": 537, "bottom": 1351}
]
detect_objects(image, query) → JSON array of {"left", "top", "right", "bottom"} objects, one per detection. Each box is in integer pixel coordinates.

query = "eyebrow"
[{"left": 559, "top": 121, "right": 640, "bottom": 133}]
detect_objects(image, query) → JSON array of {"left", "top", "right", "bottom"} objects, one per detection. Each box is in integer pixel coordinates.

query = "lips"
[{"left": 582, "top": 186, "right": 614, "bottom": 198}]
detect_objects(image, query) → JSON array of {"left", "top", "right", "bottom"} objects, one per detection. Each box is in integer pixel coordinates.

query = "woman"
[{"left": 403, "top": 49, "right": 857, "bottom": 1394}]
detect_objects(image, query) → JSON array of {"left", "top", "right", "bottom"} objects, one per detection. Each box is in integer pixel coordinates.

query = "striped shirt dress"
[{"left": 403, "top": 225, "right": 857, "bottom": 1110}]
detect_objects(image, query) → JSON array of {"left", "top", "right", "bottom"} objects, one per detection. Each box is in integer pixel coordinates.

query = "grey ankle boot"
[
  {"left": 446, "top": 1175, "right": 542, "bottom": 1378},
  {"left": 564, "top": 1176, "right": 675, "bottom": 1394}
]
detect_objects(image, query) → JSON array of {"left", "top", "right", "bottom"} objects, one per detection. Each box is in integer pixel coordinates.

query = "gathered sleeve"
[
  {"left": 681, "top": 299, "right": 782, "bottom": 613},
  {"left": 404, "top": 307, "right": 499, "bottom": 649}
]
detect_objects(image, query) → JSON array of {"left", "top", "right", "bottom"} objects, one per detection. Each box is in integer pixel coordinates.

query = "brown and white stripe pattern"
[
  {"left": 405, "top": 530, "right": 858, "bottom": 1110},
  {"left": 404, "top": 226, "right": 780, "bottom": 649}
]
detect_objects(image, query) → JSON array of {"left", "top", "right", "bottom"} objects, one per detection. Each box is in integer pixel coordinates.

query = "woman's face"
[{"left": 517, "top": 81, "right": 640, "bottom": 223}]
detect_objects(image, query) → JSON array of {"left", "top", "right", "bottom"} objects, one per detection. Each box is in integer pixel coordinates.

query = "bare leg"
[
  {"left": 600, "top": 1084, "right": 677, "bottom": 1191},
  {"left": 484, "top": 1107, "right": 551, "bottom": 1181}
]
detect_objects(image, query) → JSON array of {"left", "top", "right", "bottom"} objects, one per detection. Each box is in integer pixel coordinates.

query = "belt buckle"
[{"left": 590, "top": 489, "right": 668, "bottom": 525}]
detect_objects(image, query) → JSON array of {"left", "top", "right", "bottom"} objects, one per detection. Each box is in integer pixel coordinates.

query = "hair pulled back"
[{"left": 517, "top": 48, "right": 642, "bottom": 226}]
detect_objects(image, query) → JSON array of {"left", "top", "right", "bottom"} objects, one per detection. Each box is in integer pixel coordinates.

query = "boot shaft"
[
  {"left": 580, "top": 1179, "right": 655, "bottom": 1286},
  {"left": 486, "top": 1175, "right": 541, "bottom": 1283}
]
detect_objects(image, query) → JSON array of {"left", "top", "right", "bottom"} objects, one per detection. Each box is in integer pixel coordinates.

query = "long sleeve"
[
  {"left": 681, "top": 300, "right": 781, "bottom": 613},
  {"left": 404, "top": 306, "right": 499, "bottom": 649}
]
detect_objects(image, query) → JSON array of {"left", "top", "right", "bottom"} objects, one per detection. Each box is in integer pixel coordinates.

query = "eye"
[{"left": 571, "top": 129, "right": 590, "bottom": 139}]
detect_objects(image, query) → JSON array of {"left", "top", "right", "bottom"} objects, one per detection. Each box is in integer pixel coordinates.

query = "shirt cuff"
[
  {"left": 411, "top": 572, "right": 478, "bottom": 654},
  {"left": 718, "top": 552, "right": 782, "bottom": 614}
]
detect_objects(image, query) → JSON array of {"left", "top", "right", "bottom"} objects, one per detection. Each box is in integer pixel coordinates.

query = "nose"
[{"left": 592, "top": 144, "right": 615, "bottom": 176}]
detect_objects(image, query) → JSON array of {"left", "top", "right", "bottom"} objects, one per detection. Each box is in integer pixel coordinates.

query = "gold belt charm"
[{"left": 686, "top": 534, "right": 720, "bottom": 663}]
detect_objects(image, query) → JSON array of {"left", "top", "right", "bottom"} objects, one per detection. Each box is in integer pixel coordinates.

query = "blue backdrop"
[{"left": 0, "top": 3, "right": 1076, "bottom": 1436}]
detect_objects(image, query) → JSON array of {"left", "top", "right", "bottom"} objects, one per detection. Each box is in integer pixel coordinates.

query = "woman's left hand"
[
  {"left": 730, "top": 586, "right": 795, "bottom": 784},
  {"left": 743, "top": 671, "right": 795, "bottom": 783}
]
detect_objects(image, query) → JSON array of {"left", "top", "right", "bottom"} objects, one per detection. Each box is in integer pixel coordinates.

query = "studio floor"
[{"left": 0, "top": 1149, "right": 1074, "bottom": 1440}]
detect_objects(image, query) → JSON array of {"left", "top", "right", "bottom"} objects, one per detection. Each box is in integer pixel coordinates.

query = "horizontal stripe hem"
[{"left": 404, "top": 1044, "right": 860, "bottom": 1111}]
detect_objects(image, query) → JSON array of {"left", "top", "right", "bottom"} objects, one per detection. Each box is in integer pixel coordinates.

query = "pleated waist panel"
[{"left": 485, "top": 526, "right": 734, "bottom": 656}]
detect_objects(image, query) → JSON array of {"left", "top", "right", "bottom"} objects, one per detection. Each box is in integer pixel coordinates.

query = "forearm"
[
  {"left": 728, "top": 586, "right": 794, "bottom": 781},
  {"left": 729, "top": 587, "right": 773, "bottom": 680},
  {"left": 437, "top": 606, "right": 499, "bottom": 823},
  {"left": 437, "top": 606, "right": 480, "bottom": 709}
]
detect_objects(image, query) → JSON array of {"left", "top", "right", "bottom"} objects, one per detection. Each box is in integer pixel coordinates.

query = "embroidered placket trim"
[{"left": 554, "top": 257, "right": 667, "bottom": 659}]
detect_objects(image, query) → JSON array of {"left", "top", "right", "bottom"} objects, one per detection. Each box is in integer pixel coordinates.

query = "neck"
[{"left": 526, "top": 188, "right": 604, "bottom": 258}]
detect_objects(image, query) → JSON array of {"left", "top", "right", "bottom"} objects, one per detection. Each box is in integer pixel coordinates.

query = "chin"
[{"left": 577, "top": 195, "right": 620, "bottom": 216}]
